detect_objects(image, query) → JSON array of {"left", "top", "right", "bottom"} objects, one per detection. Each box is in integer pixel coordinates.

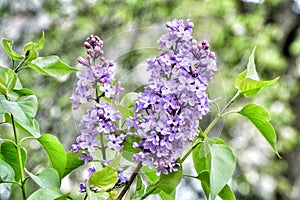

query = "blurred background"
[{"left": 0, "top": 0, "right": 300, "bottom": 199}]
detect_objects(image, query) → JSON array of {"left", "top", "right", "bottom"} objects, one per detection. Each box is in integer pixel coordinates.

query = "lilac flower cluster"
[
  {"left": 70, "top": 35, "right": 127, "bottom": 192},
  {"left": 128, "top": 19, "right": 217, "bottom": 175}
]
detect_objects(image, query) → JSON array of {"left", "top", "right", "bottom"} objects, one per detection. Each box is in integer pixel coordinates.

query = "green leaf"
[
  {"left": 159, "top": 190, "right": 176, "bottom": 200},
  {"left": 88, "top": 156, "right": 120, "bottom": 192},
  {"left": 87, "top": 191, "right": 110, "bottom": 200},
  {"left": 218, "top": 184, "right": 236, "bottom": 200},
  {"left": 26, "top": 168, "right": 60, "bottom": 188},
  {"left": 1, "top": 96, "right": 40, "bottom": 137},
  {"left": 209, "top": 144, "right": 236, "bottom": 200},
  {"left": 35, "top": 32, "right": 45, "bottom": 51},
  {"left": 27, "top": 188, "right": 65, "bottom": 200},
  {"left": 0, "top": 160, "right": 15, "bottom": 200},
  {"left": 0, "top": 95, "right": 6, "bottom": 114},
  {"left": 23, "top": 32, "right": 45, "bottom": 63},
  {"left": 239, "top": 77, "right": 279, "bottom": 97},
  {"left": 117, "top": 105, "right": 134, "bottom": 122},
  {"left": 0, "top": 66, "right": 17, "bottom": 96},
  {"left": 17, "top": 95, "right": 38, "bottom": 118},
  {"left": 136, "top": 174, "right": 145, "bottom": 195},
  {"left": 141, "top": 166, "right": 159, "bottom": 183},
  {"left": 12, "top": 88, "right": 35, "bottom": 97},
  {"left": 122, "top": 135, "right": 141, "bottom": 161},
  {"left": 238, "top": 104, "right": 279, "bottom": 155},
  {"left": 234, "top": 48, "right": 279, "bottom": 97},
  {"left": 0, "top": 141, "right": 26, "bottom": 181},
  {"left": 28, "top": 56, "right": 77, "bottom": 77},
  {"left": 63, "top": 151, "right": 84, "bottom": 177},
  {"left": 23, "top": 42, "right": 38, "bottom": 63},
  {"left": 234, "top": 70, "right": 247, "bottom": 89},
  {"left": 156, "top": 165, "right": 182, "bottom": 194},
  {"left": 38, "top": 134, "right": 67, "bottom": 178},
  {"left": 0, "top": 160, "right": 15, "bottom": 182},
  {"left": 192, "top": 142, "right": 210, "bottom": 175},
  {"left": 197, "top": 171, "right": 210, "bottom": 198},
  {"left": 2, "top": 39, "right": 24, "bottom": 61},
  {"left": 245, "top": 47, "right": 259, "bottom": 81},
  {"left": 120, "top": 92, "right": 138, "bottom": 108}
]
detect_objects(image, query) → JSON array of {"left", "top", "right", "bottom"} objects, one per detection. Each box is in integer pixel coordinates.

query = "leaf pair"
[
  {"left": 234, "top": 48, "right": 279, "bottom": 97},
  {"left": 234, "top": 48, "right": 280, "bottom": 155},
  {"left": 2, "top": 33, "right": 77, "bottom": 76},
  {"left": 192, "top": 138, "right": 236, "bottom": 200}
]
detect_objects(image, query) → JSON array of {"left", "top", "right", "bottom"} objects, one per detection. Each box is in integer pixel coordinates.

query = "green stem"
[
  {"left": 100, "top": 133, "right": 106, "bottom": 161},
  {"left": 11, "top": 114, "right": 26, "bottom": 199},
  {"left": 117, "top": 162, "right": 142, "bottom": 200},
  {"left": 182, "top": 90, "right": 240, "bottom": 162},
  {"left": 1, "top": 180, "right": 22, "bottom": 187}
]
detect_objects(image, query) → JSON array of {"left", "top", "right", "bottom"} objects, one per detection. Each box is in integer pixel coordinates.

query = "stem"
[
  {"left": 11, "top": 114, "right": 26, "bottom": 199},
  {"left": 181, "top": 90, "right": 240, "bottom": 162},
  {"left": 117, "top": 162, "right": 142, "bottom": 200},
  {"left": 11, "top": 115, "right": 26, "bottom": 199},
  {"left": 1, "top": 180, "right": 22, "bottom": 187},
  {"left": 100, "top": 133, "right": 106, "bottom": 161}
]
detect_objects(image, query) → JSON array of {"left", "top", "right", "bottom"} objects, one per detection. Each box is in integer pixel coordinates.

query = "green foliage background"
[{"left": 0, "top": 0, "right": 299, "bottom": 199}]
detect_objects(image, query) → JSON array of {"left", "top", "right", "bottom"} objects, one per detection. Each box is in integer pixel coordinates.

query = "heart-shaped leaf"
[
  {"left": 2, "top": 39, "right": 24, "bottom": 61},
  {"left": 234, "top": 48, "right": 279, "bottom": 97},
  {"left": 0, "top": 67, "right": 17, "bottom": 96},
  {"left": 63, "top": 151, "right": 84, "bottom": 178},
  {"left": 88, "top": 156, "right": 120, "bottom": 192},
  {"left": 28, "top": 56, "right": 77, "bottom": 77},
  {"left": 26, "top": 168, "right": 60, "bottom": 188},
  {"left": 209, "top": 144, "right": 236, "bottom": 200},
  {"left": 38, "top": 134, "right": 67, "bottom": 178},
  {"left": 238, "top": 104, "right": 279, "bottom": 155},
  {"left": 0, "top": 142, "right": 26, "bottom": 182}
]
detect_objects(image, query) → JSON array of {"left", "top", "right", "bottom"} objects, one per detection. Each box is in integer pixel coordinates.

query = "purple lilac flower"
[
  {"left": 71, "top": 35, "right": 128, "bottom": 193},
  {"left": 71, "top": 34, "right": 126, "bottom": 164},
  {"left": 79, "top": 166, "right": 96, "bottom": 193},
  {"left": 128, "top": 19, "right": 217, "bottom": 175}
]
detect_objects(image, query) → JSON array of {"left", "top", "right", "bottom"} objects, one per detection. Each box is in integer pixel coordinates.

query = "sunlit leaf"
[
  {"left": 88, "top": 156, "right": 120, "bottom": 192},
  {"left": 218, "top": 184, "right": 236, "bottom": 200},
  {"left": 245, "top": 47, "right": 259, "bottom": 81},
  {"left": 26, "top": 168, "right": 60, "bottom": 188},
  {"left": 239, "top": 77, "right": 279, "bottom": 97},
  {"left": 27, "top": 188, "right": 65, "bottom": 200},
  {"left": 141, "top": 166, "right": 159, "bottom": 183},
  {"left": 63, "top": 151, "right": 84, "bottom": 178},
  {"left": 197, "top": 170, "right": 210, "bottom": 198},
  {"left": 35, "top": 32, "right": 45, "bottom": 51},
  {"left": 23, "top": 42, "right": 38, "bottom": 62},
  {"left": 159, "top": 190, "right": 176, "bottom": 200},
  {"left": 156, "top": 165, "right": 182, "bottom": 194},
  {"left": 234, "top": 48, "right": 279, "bottom": 97},
  {"left": 28, "top": 56, "right": 77, "bottom": 77},
  {"left": 0, "top": 160, "right": 15, "bottom": 200},
  {"left": 120, "top": 92, "right": 138, "bottom": 108},
  {"left": 122, "top": 135, "right": 140, "bottom": 161},
  {"left": 238, "top": 104, "right": 279, "bottom": 155},
  {"left": 0, "top": 142, "right": 26, "bottom": 182},
  {"left": 87, "top": 191, "right": 110, "bottom": 200},
  {"left": 0, "top": 66, "right": 17, "bottom": 96},
  {"left": 38, "top": 134, "right": 67, "bottom": 178},
  {"left": 1, "top": 96, "right": 40, "bottom": 137},
  {"left": 2, "top": 39, "right": 24, "bottom": 61},
  {"left": 209, "top": 144, "right": 236, "bottom": 200},
  {"left": 192, "top": 142, "right": 210, "bottom": 175}
]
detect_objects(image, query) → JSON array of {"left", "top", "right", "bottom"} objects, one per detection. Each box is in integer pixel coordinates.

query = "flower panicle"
[
  {"left": 70, "top": 35, "right": 127, "bottom": 193},
  {"left": 128, "top": 19, "right": 217, "bottom": 175}
]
